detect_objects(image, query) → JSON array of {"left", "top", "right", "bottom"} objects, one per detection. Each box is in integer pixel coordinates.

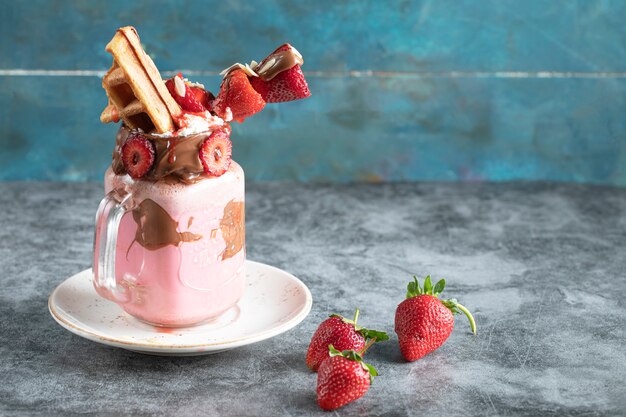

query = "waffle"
[{"left": 100, "top": 26, "right": 181, "bottom": 133}]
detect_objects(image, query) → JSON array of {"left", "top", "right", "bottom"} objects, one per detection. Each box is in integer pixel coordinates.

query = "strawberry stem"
[
  {"left": 359, "top": 337, "right": 377, "bottom": 356},
  {"left": 456, "top": 303, "right": 477, "bottom": 335},
  {"left": 353, "top": 308, "right": 360, "bottom": 328}
]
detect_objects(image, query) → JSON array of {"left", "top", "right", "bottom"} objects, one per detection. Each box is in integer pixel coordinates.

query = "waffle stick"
[{"left": 100, "top": 26, "right": 181, "bottom": 133}]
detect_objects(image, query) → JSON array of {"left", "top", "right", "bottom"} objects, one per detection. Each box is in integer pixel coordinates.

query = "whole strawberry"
[
  {"left": 395, "top": 276, "right": 476, "bottom": 362},
  {"left": 249, "top": 44, "right": 311, "bottom": 103},
  {"left": 306, "top": 309, "right": 388, "bottom": 371},
  {"left": 316, "top": 345, "right": 378, "bottom": 411},
  {"left": 212, "top": 69, "right": 266, "bottom": 122}
]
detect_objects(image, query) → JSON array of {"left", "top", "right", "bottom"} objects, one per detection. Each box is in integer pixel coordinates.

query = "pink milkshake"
[{"left": 94, "top": 26, "right": 310, "bottom": 327}]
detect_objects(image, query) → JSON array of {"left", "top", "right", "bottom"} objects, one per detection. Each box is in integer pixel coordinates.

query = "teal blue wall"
[{"left": 1, "top": 0, "right": 625, "bottom": 184}]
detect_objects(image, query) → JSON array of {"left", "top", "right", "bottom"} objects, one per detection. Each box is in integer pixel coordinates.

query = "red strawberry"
[
  {"left": 317, "top": 346, "right": 378, "bottom": 411},
  {"left": 306, "top": 309, "right": 388, "bottom": 372},
  {"left": 249, "top": 44, "right": 311, "bottom": 103},
  {"left": 199, "top": 129, "right": 232, "bottom": 176},
  {"left": 121, "top": 133, "right": 155, "bottom": 179},
  {"left": 213, "top": 69, "right": 265, "bottom": 123},
  {"left": 165, "top": 74, "right": 207, "bottom": 113},
  {"left": 190, "top": 86, "right": 214, "bottom": 111},
  {"left": 395, "top": 276, "right": 477, "bottom": 362}
]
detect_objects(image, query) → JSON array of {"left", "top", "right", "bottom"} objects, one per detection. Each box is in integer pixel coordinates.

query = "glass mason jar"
[{"left": 93, "top": 126, "right": 245, "bottom": 327}]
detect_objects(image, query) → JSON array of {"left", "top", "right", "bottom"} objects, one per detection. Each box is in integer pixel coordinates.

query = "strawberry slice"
[
  {"left": 190, "top": 86, "right": 214, "bottom": 111},
  {"left": 212, "top": 69, "right": 266, "bottom": 123},
  {"left": 121, "top": 133, "right": 156, "bottom": 179},
  {"left": 199, "top": 129, "right": 233, "bottom": 176},
  {"left": 165, "top": 74, "right": 207, "bottom": 113},
  {"left": 249, "top": 44, "right": 311, "bottom": 103}
]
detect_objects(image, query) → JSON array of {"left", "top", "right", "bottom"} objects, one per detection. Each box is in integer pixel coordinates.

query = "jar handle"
[{"left": 93, "top": 190, "right": 132, "bottom": 303}]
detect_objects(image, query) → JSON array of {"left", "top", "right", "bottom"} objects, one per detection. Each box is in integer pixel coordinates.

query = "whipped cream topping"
[
  {"left": 150, "top": 112, "right": 226, "bottom": 138},
  {"left": 177, "top": 113, "right": 225, "bottom": 136}
]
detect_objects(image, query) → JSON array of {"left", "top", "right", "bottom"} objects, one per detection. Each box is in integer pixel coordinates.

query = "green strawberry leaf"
[
  {"left": 342, "top": 350, "right": 362, "bottom": 361},
  {"left": 362, "top": 362, "right": 378, "bottom": 380},
  {"left": 442, "top": 298, "right": 460, "bottom": 314},
  {"left": 363, "top": 363, "right": 378, "bottom": 377},
  {"left": 433, "top": 279, "right": 446, "bottom": 296},
  {"left": 423, "top": 275, "right": 433, "bottom": 294},
  {"left": 329, "top": 308, "right": 362, "bottom": 330},
  {"left": 328, "top": 344, "right": 343, "bottom": 357},
  {"left": 406, "top": 282, "right": 416, "bottom": 297},
  {"left": 359, "top": 328, "right": 390, "bottom": 342},
  {"left": 361, "top": 362, "right": 378, "bottom": 384},
  {"left": 406, "top": 276, "right": 422, "bottom": 298},
  {"left": 407, "top": 275, "right": 448, "bottom": 298},
  {"left": 441, "top": 299, "right": 477, "bottom": 335},
  {"left": 329, "top": 345, "right": 367, "bottom": 362}
]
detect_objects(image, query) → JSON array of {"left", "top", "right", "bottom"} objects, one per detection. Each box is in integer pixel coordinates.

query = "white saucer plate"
[{"left": 49, "top": 260, "right": 312, "bottom": 356}]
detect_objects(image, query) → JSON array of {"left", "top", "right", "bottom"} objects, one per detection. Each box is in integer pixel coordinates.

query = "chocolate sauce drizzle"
[
  {"left": 113, "top": 125, "right": 213, "bottom": 184},
  {"left": 125, "top": 198, "right": 244, "bottom": 259},
  {"left": 131, "top": 199, "right": 202, "bottom": 251},
  {"left": 220, "top": 200, "right": 245, "bottom": 260},
  {"left": 219, "top": 46, "right": 304, "bottom": 82},
  {"left": 113, "top": 128, "right": 244, "bottom": 257},
  {"left": 255, "top": 49, "right": 304, "bottom": 81}
]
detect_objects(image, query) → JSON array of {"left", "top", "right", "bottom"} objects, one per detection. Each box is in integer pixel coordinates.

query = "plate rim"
[{"left": 48, "top": 260, "right": 313, "bottom": 353}]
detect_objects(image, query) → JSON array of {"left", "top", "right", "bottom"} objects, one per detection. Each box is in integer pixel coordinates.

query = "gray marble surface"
[{"left": 1, "top": 181, "right": 625, "bottom": 416}]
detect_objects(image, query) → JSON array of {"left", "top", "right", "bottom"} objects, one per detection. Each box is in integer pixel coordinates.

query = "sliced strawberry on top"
[
  {"left": 212, "top": 69, "right": 266, "bottom": 123},
  {"left": 121, "top": 133, "right": 156, "bottom": 179},
  {"left": 199, "top": 129, "right": 232, "bottom": 176},
  {"left": 165, "top": 74, "right": 207, "bottom": 113},
  {"left": 249, "top": 44, "right": 311, "bottom": 103},
  {"left": 190, "top": 86, "right": 214, "bottom": 111}
]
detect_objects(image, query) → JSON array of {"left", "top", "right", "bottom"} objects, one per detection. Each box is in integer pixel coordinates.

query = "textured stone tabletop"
[{"left": 1, "top": 181, "right": 625, "bottom": 416}]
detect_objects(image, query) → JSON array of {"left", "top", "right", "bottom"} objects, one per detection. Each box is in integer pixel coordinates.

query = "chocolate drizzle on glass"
[
  {"left": 122, "top": 197, "right": 244, "bottom": 256},
  {"left": 130, "top": 198, "right": 202, "bottom": 251},
  {"left": 220, "top": 200, "right": 245, "bottom": 260}
]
